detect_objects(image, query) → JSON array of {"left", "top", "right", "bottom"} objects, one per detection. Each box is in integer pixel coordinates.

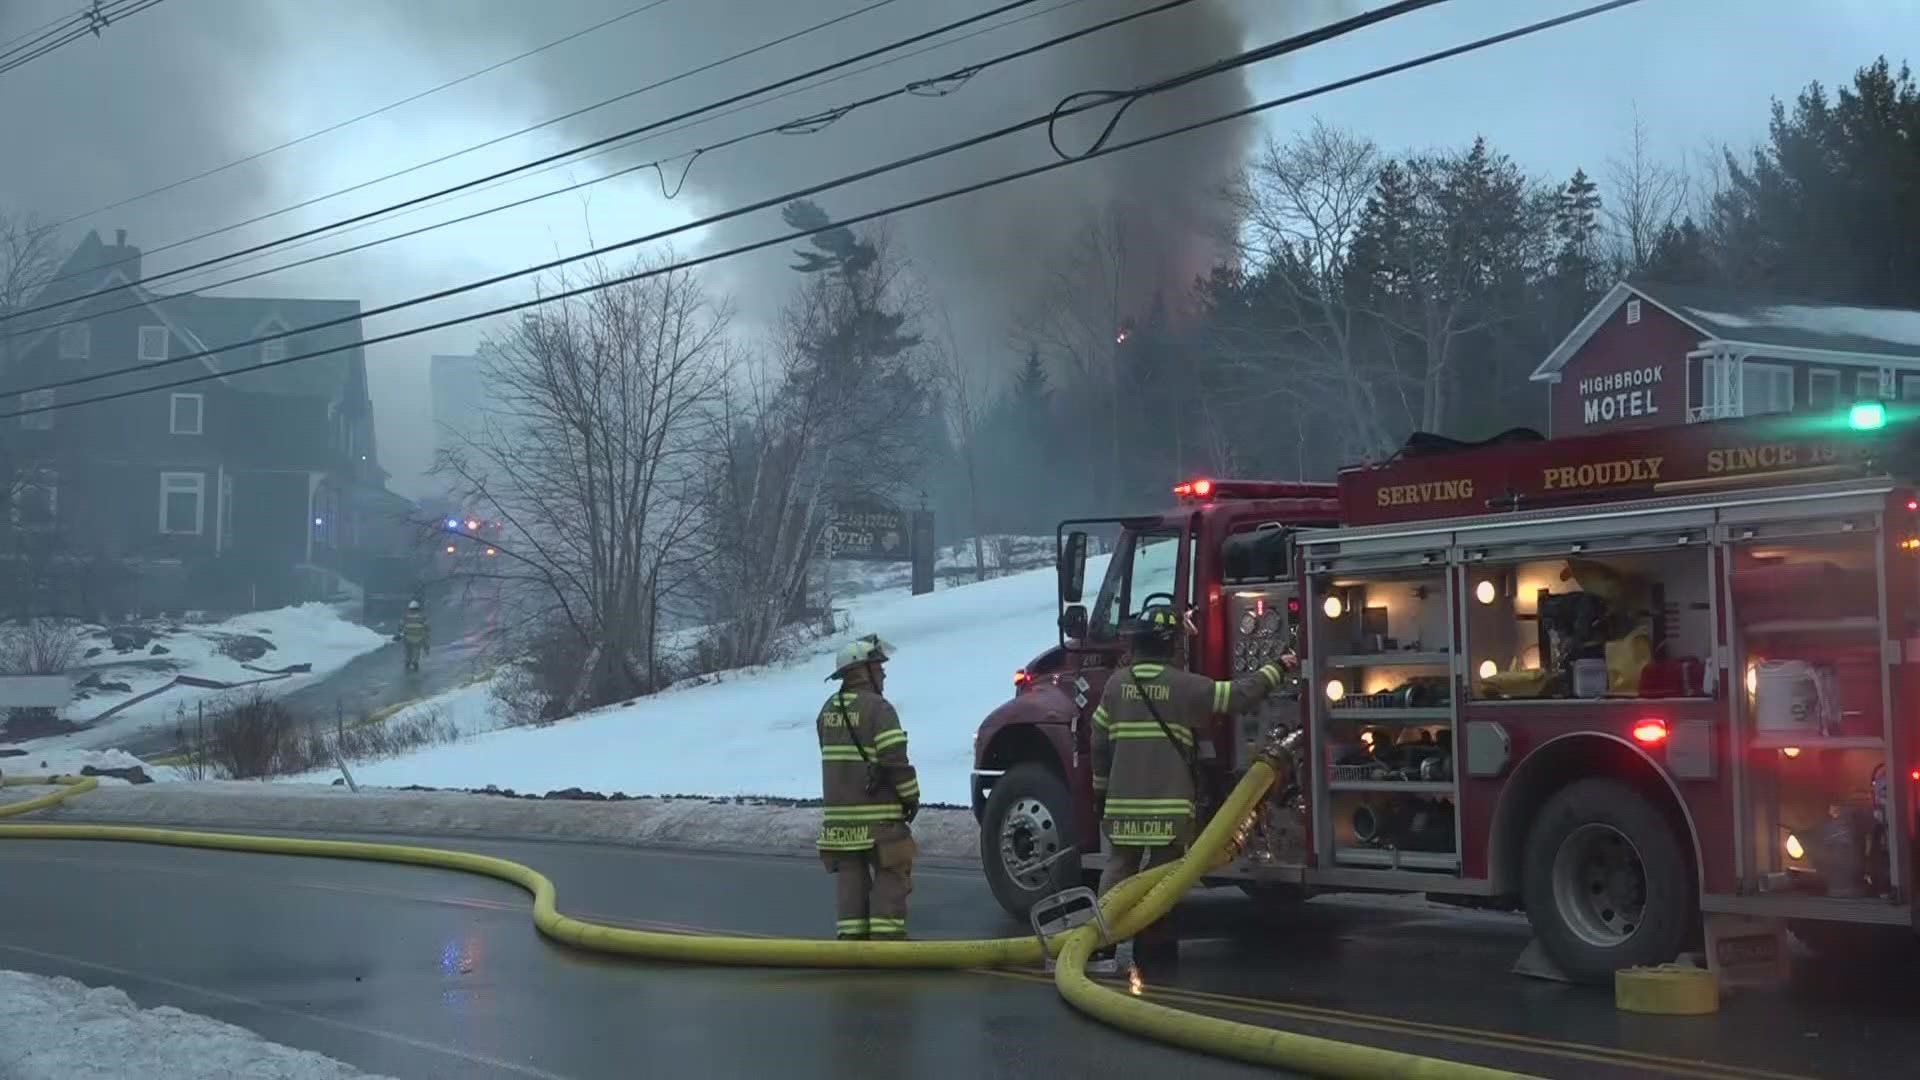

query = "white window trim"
[
  {"left": 260, "top": 338, "right": 287, "bottom": 365},
  {"left": 1625, "top": 299, "right": 1642, "bottom": 325},
  {"left": 58, "top": 323, "right": 90, "bottom": 360},
  {"left": 169, "top": 392, "right": 204, "bottom": 435},
  {"left": 1901, "top": 374, "right": 1920, "bottom": 401},
  {"left": 9, "top": 468, "right": 57, "bottom": 528},
  {"left": 159, "top": 471, "right": 206, "bottom": 536},
  {"left": 1857, "top": 370, "right": 1884, "bottom": 402},
  {"left": 1808, "top": 369, "right": 1840, "bottom": 412},
  {"left": 138, "top": 325, "right": 170, "bottom": 362},
  {"left": 1743, "top": 360, "right": 1794, "bottom": 416},
  {"left": 18, "top": 388, "right": 54, "bottom": 430}
]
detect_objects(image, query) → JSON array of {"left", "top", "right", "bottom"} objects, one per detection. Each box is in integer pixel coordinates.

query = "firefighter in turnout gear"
[
  {"left": 817, "top": 634, "right": 919, "bottom": 940},
  {"left": 1090, "top": 602, "right": 1293, "bottom": 966},
  {"left": 398, "top": 600, "right": 430, "bottom": 673}
]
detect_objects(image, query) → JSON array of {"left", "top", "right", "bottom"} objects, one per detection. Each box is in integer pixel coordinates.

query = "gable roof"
[{"left": 1532, "top": 279, "right": 1920, "bottom": 381}]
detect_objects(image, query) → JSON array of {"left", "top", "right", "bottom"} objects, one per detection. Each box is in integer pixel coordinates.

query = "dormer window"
[
  {"left": 261, "top": 338, "right": 287, "bottom": 364},
  {"left": 169, "top": 392, "right": 203, "bottom": 435}
]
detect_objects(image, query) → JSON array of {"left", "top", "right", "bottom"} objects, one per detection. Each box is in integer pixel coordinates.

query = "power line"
[
  {"left": 0, "top": 0, "right": 163, "bottom": 76},
  {"left": 1, "top": 0, "right": 1456, "bottom": 404},
  {"left": 46, "top": 0, "right": 681, "bottom": 232},
  {"left": 0, "top": 6, "right": 86, "bottom": 60},
  {"left": 0, "top": 0, "right": 1128, "bottom": 342},
  {"left": 14, "top": 0, "right": 923, "bottom": 307},
  {"left": 3, "top": 0, "right": 1648, "bottom": 423}
]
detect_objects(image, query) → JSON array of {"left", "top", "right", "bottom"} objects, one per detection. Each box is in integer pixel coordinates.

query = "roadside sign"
[{"left": 826, "top": 503, "right": 911, "bottom": 562}]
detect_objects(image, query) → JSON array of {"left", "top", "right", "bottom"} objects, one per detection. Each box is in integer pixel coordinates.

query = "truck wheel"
[
  {"left": 981, "top": 764, "right": 1079, "bottom": 921},
  {"left": 1522, "top": 778, "right": 1691, "bottom": 985}
]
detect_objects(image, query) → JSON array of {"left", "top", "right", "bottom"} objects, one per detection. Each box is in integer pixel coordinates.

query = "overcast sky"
[{"left": 2, "top": 0, "right": 1915, "bottom": 496}]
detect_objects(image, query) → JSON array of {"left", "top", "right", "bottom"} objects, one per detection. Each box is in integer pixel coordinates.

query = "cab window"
[{"left": 1088, "top": 528, "right": 1182, "bottom": 642}]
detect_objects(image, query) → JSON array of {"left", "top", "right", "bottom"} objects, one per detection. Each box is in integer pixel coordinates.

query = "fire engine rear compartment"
[{"left": 1286, "top": 474, "right": 1914, "bottom": 973}]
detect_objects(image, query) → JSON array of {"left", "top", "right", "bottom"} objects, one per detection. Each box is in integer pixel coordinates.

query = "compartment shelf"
[
  {"left": 1324, "top": 707, "right": 1452, "bottom": 722},
  {"left": 1326, "top": 780, "right": 1455, "bottom": 794},
  {"left": 1743, "top": 616, "right": 1879, "bottom": 635},
  {"left": 1748, "top": 734, "right": 1885, "bottom": 751},
  {"left": 1324, "top": 652, "right": 1451, "bottom": 668},
  {"left": 1332, "top": 847, "right": 1458, "bottom": 871}
]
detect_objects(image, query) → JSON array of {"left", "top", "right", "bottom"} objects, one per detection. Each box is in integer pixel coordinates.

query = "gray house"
[{"left": 1, "top": 229, "right": 394, "bottom": 613}]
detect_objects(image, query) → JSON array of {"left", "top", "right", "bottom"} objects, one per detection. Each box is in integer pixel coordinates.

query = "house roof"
[
  {"left": 163, "top": 294, "right": 365, "bottom": 400},
  {"left": 1531, "top": 279, "right": 1920, "bottom": 381}
]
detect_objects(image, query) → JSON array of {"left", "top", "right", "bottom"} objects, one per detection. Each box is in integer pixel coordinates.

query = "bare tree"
[
  {"left": 1219, "top": 122, "right": 1401, "bottom": 459},
  {"left": 437, "top": 254, "right": 734, "bottom": 708},
  {"left": 1604, "top": 105, "right": 1690, "bottom": 273},
  {"left": 699, "top": 217, "right": 931, "bottom": 667},
  {"left": 926, "top": 301, "right": 988, "bottom": 582}
]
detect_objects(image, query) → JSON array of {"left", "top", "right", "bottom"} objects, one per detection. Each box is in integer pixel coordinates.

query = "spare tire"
[
  {"left": 1521, "top": 778, "right": 1692, "bottom": 984},
  {"left": 980, "top": 763, "right": 1080, "bottom": 920}
]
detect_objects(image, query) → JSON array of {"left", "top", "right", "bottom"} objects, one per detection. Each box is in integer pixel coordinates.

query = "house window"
[
  {"left": 1902, "top": 375, "right": 1920, "bottom": 401},
  {"left": 58, "top": 324, "right": 89, "bottom": 360},
  {"left": 159, "top": 472, "right": 205, "bottom": 535},
  {"left": 1743, "top": 362, "right": 1793, "bottom": 416},
  {"left": 1625, "top": 299, "right": 1642, "bottom": 325},
  {"left": 9, "top": 469, "right": 56, "bottom": 528},
  {"left": 1857, "top": 370, "right": 1885, "bottom": 402},
  {"left": 18, "top": 389, "right": 53, "bottom": 431},
  {"left": 1808, "top": 369, "right": 1840, "bottom": 413},
  {"left": 138, "top": 325, "right": 169, "bottom": 362},
  {"left": 169, "top": 392, "right": 203, "bottom": 435},
  {"left": 260, "top": 338, "right": 287, "bottom": 365}
]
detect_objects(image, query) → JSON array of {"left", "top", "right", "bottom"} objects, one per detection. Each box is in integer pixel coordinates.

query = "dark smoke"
[{"left": 0, "top": 0, "right": 1337, "bottom": 489}]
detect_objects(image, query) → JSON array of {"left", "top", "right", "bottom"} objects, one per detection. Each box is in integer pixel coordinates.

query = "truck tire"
[
  {"left": 1521, "top": 778, "right": 1691, "bottom": 985},
  {"left": 981, "top": 764, "right": 1080, "bottom": 921}
]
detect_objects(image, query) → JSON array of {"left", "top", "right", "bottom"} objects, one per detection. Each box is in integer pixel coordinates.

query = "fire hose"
[{"left": 0, "top": 760, "right": 1526, "bottom": 1079}]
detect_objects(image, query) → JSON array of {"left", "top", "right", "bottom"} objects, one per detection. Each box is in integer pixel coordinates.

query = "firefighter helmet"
[
  {"left": 829, "top": 634, "right": 896, "bottom": 680},
  {"left": 407, "top": 600, "right": 422, "bottom": 611},
  {"left": 1131, "top": 603, "right": 1181, "bottom": 658}
]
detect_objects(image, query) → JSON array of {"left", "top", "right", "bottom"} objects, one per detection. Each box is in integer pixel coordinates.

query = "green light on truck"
[{"left": 1849, "top": 400, "right": 1887, "bottom": 431}]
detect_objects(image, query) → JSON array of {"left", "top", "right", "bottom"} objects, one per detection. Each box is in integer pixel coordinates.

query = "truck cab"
[{"left": 970, "top": 480, "right": 1339, "bottom": 918}]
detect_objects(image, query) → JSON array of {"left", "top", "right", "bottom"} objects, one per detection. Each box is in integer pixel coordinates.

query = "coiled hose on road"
[{"left": 0, "top": 765, "right": 1525, "bottom": 1079}]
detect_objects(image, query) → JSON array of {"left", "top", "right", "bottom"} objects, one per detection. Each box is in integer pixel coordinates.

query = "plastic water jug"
[{"left": 1753, "top": 659, "right": 1830, "bottom": 736}]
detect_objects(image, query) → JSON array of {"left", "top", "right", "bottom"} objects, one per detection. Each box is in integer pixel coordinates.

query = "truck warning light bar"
[{"left": 1173, "top": 478, "right": 1338, "bottom": 502}]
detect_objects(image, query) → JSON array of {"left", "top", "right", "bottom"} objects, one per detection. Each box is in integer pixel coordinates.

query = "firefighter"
[
  {"left": 817, "top": 634, "right": 920, "bottom": 941},
  {"left": 1090, "top": 602, "right": 1294, "bottom": 967},
  {"left": 398, "top": 600, "right": 430, "bottom": 673}
]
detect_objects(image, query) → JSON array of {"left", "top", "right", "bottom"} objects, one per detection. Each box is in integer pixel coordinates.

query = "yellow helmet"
[{"left": 829, "top": 634, "right": 896, "bottom": 680}]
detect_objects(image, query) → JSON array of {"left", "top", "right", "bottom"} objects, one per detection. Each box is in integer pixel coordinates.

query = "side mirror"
[
  {"left": 1059, "top": 530, "right": 1089, "bottom": 604},
  {"left": 1059, "top": 604, "right": 1089, "bottom": 640}
]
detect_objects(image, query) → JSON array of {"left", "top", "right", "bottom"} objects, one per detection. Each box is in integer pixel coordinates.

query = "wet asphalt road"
[
  {"left": 5, "top": 830, "right": 1914, "bottom": 1079},
  {"left": 113, "top": 595, "right": 497, "bottom": 759}
]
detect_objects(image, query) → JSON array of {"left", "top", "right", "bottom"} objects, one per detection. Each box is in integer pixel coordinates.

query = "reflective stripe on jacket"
[
  {"left": 400, "top": 612, "right": 429, "bottom": 646},
  {"left": 816, "top": 672, "right": 918, "bottom": 851},
  {"left": 1091, "top": 660, "right": 1284, "bottom": 846}
]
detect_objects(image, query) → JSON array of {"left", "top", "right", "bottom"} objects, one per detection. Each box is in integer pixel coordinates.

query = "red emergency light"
[
  {"left": 1173, "top": 478, "right": 1338, "bottom": 502},
  {"left": 1173, "top": 478, "right": 1215, "bottom": 499},
  {"left": 1631, "top": 718, "right": 1669, "bottom": 746},
  {"left": 1013, "top": 670, "right": 1031, "bottom": 689}
]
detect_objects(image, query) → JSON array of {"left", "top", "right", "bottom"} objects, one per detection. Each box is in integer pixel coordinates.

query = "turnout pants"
[
  {"left": 1096, "top": 837, "right": 1186, "bottom": 946},
  {"left": 824, "top": 825, "right": 915, "bottom": 940}
]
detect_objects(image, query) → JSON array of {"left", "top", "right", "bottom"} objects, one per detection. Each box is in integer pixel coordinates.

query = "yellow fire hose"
[{"left": 0, "top": 766, "right": 1526, "bottom": 1079}]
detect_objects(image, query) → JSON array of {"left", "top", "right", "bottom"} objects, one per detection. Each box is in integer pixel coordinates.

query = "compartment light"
[
  {"left": 1745, "top": 664, "right": 1758, "bottom": 697},
  {"left": 1324, "top": 678, "right": 1346, "bottom": 703},
  {"left": 1323, "top": 595, "right": 1344, "bottom": 619},
  {"left": 1781, "top": 746, "right": 1802, "bottom": 759},
  {"left": 1785, "top": 833, "right": 1806, "bottom": 860},
  {"left": 1475, "top": 580, "right": 1496, "bottom": 605},
  {"left": 1477, "top": 659, "right": 1498, "bottom": 679},
  {"left": 1631, "top": 718, "right": 1669, "bottom": 745}
]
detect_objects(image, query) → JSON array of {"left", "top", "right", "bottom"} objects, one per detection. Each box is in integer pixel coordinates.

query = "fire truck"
[{"left": 973, "top": 406, "right": 1918, "bottom": 983}]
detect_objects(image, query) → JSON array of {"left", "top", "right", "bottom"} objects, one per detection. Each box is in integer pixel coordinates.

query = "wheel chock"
[
  {"left": 1509, "top": 939, "right": 1573, "bottom": 984},
  {"left": 1615, "top": 963, "right": 1719, "bottom": 1015}
]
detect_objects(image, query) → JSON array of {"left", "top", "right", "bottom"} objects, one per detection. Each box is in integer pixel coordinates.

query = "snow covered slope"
[
  {"left": 292, "top": 559, "right": 1105, "bottom": 805},
  {"left": 10, "top": 604, "right": 388, "bottom": 754}
]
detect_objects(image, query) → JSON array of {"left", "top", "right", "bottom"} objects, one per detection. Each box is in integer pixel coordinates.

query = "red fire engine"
[{"left": 973, "top": 405, "right": 1917, "bottom": 982}]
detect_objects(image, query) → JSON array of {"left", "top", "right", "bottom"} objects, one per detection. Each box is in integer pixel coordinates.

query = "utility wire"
[
  {"left": 0, "top": 6, "right": 85, "bottom": 61},
  {"left": 46, "top": 0, "right": 681, "bottom": 231},
  {"left": 3, "top": 0, "right": 1648, "bottom": 421},
  {"left": 0, "top": 0, "right": 162, "bottom": 76},
  {"left": 61, "top": 0, "right": 1095, "bottom": 304},
  {"left": 0, "top": 0, "right": 1133, "bottom": 342},
  {"left": 1, "top": 0, "right": 1451, "bottom": 401},
  {"left": 12, "top": 0, "right": 927, "bottom": 308}
]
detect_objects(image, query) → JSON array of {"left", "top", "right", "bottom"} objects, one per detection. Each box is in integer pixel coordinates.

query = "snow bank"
[
  {"left": 0, "top": 747, "right": 182, "bottom": 783},
  {"left": 0, "top": 970, "right": 390, "bottom": 1080},
  {"left": 15, "top": 604, "right": 388, "bottom": 754},
  {"left": 285, "top": 555, "right": 1117, "bottom": 805},
  {"left": 5, "top": 781, "right": 982, "bottom": 860}
]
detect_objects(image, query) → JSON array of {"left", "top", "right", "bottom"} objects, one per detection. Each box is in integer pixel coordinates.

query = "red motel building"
[{"left": 1531, "top": 279, "right": 1920, "bottom": 435}]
